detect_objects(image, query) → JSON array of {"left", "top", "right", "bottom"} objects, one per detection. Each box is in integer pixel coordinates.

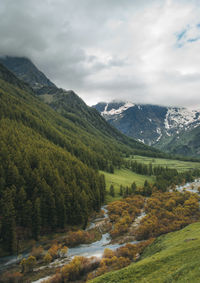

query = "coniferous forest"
[{"left": 0, "top": 68, "right": 106, "bottom": 254}]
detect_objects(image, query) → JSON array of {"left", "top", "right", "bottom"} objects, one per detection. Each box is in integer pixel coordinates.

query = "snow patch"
[
  {"left": 164, "top": 107, "right": 200, "bottom": 132},
  {"left": 156, "top": 128, "right": 162, "bottom": 142},
  {"left": 101, "top": 102, "right": 134, "bottom": 116}
]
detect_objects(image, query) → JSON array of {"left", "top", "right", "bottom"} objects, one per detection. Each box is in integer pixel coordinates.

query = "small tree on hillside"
[{"left": 109, "top": 185, "right": 115, "bottom": 197}]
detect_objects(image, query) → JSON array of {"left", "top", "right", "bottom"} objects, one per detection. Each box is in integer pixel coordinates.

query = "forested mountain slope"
[
  {"left": 0, "top": 63, "right": 163, "bottom": 255},
  {"left": 0, "top": 56, "right": 162, "bottom": 158},
  {"left": 0, "top": 64, "right": 108, "bottom": 254}
]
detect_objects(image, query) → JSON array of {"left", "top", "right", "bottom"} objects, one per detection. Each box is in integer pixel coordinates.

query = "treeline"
[
  {"left": 126, "top": 160, "right": 181, "bottom": 176},
  {"left": 125, "top": 160, "right": 200, "bottom": 192}
]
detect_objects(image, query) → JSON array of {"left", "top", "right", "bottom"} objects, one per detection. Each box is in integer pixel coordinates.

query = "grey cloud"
[{"left": 1, "top": 0, "right": 200, "bottom": 108}]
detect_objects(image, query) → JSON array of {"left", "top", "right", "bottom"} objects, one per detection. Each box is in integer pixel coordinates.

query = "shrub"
[
  {"left": 43, "top": 253, "right": 53, "bottom": 264},
  {"left": 20, "top": 256, "right": 36, "bottom": 273},
  {"left": 31, "top": 245, "right": 44, "bottom": 259}
]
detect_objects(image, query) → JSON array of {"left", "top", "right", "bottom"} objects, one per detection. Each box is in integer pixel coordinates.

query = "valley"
[
  {"left": 1, "top": 57, "right": 200, "bottom": 283},
  {"left": 2, "top": 1, "right": 200, "bottom": 282}
]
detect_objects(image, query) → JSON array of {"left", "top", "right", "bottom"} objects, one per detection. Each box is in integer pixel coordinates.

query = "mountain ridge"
[
  {"left": 93, "top": 101, "right": 200, "bottom": 157},
  {"left": 0, "top": 56, "right": 163, "bottom": 158},
  {"left": 0, "top": 56, "right": 56, "bottom": 90}
]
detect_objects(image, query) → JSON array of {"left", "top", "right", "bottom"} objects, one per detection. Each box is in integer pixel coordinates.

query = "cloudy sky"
[{"left": 1, "top": 0, "right": 200, "bottom": 107}]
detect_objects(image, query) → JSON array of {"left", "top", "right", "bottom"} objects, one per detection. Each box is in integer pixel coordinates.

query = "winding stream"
[
  {"left": 32, "top": 206, "right": 142, "bottom": 283},
  {"left": 67, "top": 206, "right": 139, "bottom": 259}
]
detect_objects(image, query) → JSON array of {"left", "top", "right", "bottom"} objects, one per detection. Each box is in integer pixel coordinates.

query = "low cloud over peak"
[{"left": 1, "top": 0, "right": 200, "bottom": 107}]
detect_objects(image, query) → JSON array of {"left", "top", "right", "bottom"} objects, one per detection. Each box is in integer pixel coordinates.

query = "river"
[{"left": 32, "top": 206, "right": 143, "bottom": 283}]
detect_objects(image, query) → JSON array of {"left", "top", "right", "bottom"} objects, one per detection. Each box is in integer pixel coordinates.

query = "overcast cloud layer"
[{"left": 1, "top": 0, "right": 200, "bottom": 107}]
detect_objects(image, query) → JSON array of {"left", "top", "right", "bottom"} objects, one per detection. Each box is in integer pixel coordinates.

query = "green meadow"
[
  {"left": 100, "top": 168, "right": 155, "bottom": 202},
  {"left": 90, "top": 221, "right": 200, "bottom": 283},
  {"left": 129, "top": 155, "right": 200, "bottom": 172}
]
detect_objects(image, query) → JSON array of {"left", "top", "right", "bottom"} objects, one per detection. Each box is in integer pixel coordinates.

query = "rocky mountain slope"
[
  {"left": 0, "top": 56, "right": 55, "bottom": 89},
  {"left": 93, "top": 101, "right": 200, "bottom": 156}
]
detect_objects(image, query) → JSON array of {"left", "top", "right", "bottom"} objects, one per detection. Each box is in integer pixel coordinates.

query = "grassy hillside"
[{"left": 90, "top": 221, "right": 200, "bottom": 283}]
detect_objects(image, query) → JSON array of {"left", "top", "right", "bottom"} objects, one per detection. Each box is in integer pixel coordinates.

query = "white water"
[
  {"left": 32, "top": 276, "right": 52, "bottom": 283},
  {"left": 175, "top": 179, "right": 200, "bottom": 194}
]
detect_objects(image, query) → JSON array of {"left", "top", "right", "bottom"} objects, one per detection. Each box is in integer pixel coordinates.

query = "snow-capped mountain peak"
[{"left": 93, "top": 101, "right": 200, "bottom": 152}]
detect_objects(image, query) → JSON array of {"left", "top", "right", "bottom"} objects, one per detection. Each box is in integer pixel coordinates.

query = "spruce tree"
[{"left": 109, "top": 185, "right": 115, "bottom": 197}]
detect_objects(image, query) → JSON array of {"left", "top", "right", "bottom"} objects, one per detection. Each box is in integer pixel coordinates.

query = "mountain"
[
  {"left": 0, "top": 63, "right": 109, "bottom": 254},
  {"left": 93, "top": 101, "right": 200, "bottom": 157},
  {"left": 0, "top": 60, "right": 165, "bottom": 255},
  {"left": 0, "top": 56, "right": 162, "bottom": 158},
  {"left": 158, "top": 124, "right": 200, "bottom": 156},
  {"left": 0, "top": 56, "right": 56, "bottom": 89}
]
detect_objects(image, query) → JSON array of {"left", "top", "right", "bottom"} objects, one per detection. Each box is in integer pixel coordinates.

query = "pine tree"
[
  {"left": 119, "top": 185, "right": 123, "bottom": 196},
  {"left": 109, "top": 185, "right": 115, "bottom": 197},
  {"left": 131, "top": 182, "right": 137, "bottom": 194}
]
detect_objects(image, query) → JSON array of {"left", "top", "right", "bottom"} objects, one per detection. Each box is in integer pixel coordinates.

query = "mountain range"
[
  {"left": 1, "top": 56, "right": 200, "bottom": 158},
  {"left": 93, "top": 101, "right": 200, "bottom": 157}
]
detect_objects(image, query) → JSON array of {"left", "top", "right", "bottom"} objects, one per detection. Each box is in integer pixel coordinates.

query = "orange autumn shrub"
[
  {"left": 136, "top": 191, "right": 200, "bottom": 240},
  {"left": 107, "top": 195, "right": 145, "bottom": 238},
  {"left": 48, "top": 244, "right": 61, "bottom": 259},
  {"left": 61, "top": 256, "right": 100, "bottom": 281},
  {"left": 64, "top": 230, "right": 95, "bottom": 247}
]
